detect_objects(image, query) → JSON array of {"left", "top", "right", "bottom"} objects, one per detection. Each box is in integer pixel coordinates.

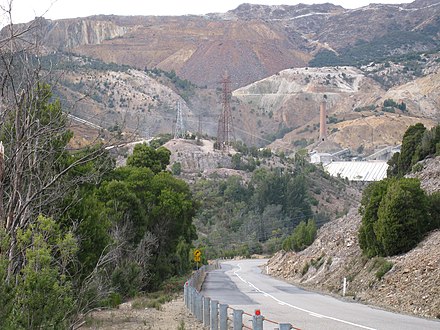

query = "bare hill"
[
  {"left": 234, "top": 64, "right": 440, "bottom": 153},
  {"left": 9, "top": 0, "right": 439, "bottom": 88},
  {"left": 3, "top": 1, "right": 439, "bottom": 151}
]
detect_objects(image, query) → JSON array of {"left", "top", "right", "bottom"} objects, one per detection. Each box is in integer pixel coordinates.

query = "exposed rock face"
[
  {"left": 384, "top": 72, "right": 440, "bottom": 119},
  {"left": 164, "top": 139, "right": 233, "bottom": 175},
  {"left": 13, "top": 1, "right": 439, "bottom": 88},
  {"left": 408, "top": 157, "right": 440, "bottom": 193},
  {"left": 5, "top": 2, "right": 439, "bottom": 151},
  {"left": 233, "top": 66, "right": 384, "bottom": 130},
  {"left": 8, "top": 17, "right": 128, "bottom": 51},
  {"left": 57, "top": 66, "right": 193, "bottom": 135},
  {"left": 329, "top": 114, "right": 436, "bottom": 151},
  {"left": 267, "top": 156, "right": 440, "bottom": 319},
  {"left": 234, "top": 65, "right": 439, "bottom": 153}
]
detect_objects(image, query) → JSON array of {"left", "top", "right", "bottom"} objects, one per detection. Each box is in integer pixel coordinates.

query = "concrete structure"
[
  {"left": 319, "top": 100, "right": 327, "bottom": 141},
  {"left": 310, "top": 152, "right": 333, "bottom": 164},
  {"left": 365, "top": 145, "right": 401, "bottom": 161}
]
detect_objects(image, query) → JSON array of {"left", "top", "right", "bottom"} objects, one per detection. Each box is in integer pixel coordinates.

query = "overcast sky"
[{"left": 1, "top": 0, "right": 415, "bottom": 25}]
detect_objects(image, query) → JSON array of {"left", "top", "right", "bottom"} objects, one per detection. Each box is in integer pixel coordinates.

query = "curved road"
[{"left": 201, "top": 259, "right": 439, "bottom": 330}]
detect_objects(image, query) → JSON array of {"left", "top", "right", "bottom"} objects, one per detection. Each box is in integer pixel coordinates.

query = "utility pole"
[
  {"left": 174, "top": 101, "right": 185, "bottom": 139},
  {"left": 319, "top": 98, "right": 327, "bottom": 142},
  {"left": 197, "top": 114, "right": 202, "bottom": 141},
  {"left": 216, "top": 72, "right": 235, "bottom": 150}
]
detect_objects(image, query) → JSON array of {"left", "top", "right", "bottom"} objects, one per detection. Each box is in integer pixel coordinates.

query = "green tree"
[
  {"left": 127, "top": 143, "right": 171, "bottom": 173},
  {"left": 282, "top": 219, "right": 317, "bottom": 252},
  {"left": 414, "top": 124, "right": 440, "bottom": 161},
  {"left": 375, "top": 179, "right": 429, "bottom": 256},
  {"left": 2, "top": 216, "right": 76, "bottom": 329},
  {"left": 171, "top": 162, "right": 182, "bottom": 175},
  {"left": 386, "top": 152, "right": 400, "bottom": 178},
  {"left": 358, "top": 180, "right": 389, "bottom": 257},
  {"left": 427, "top": 192, "right": 440, "bottom": 231},
  {"left": 359, "top": 178, "right": 433, "bottom": 257},
  {"left": 397, "top": 123, "right": 426, "bottom": 176}
]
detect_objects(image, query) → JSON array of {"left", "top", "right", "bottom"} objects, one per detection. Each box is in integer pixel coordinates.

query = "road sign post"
[{"left": 194, "top": 249, "right": 202, "bottom": 269}]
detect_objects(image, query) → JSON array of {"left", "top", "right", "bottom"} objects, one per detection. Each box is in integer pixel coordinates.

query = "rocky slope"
[
  {"left": 9, "top": 1, "right": 440, "bottom": 88},
  {"left": 3, "top": 1, "right": 439, "bottom": 152},
  {"left": 47, "top": 54, "right": 222, "bottom": 138},
  {"left": 267, "top": 157, "right": 440, "bottom": 319},
  {"left": 234, "top": 64, "right": 440, "bottom": 153}
]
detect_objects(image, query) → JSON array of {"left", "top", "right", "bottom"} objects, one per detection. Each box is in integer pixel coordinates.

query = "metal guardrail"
[{"left": 184, "top": 262, "right": 301, "bottom": 330}]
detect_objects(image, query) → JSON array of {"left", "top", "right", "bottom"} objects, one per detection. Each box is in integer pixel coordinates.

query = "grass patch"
[
  {"left": 311, "top": 254, "right": 326, "bottom": 269},
  {"left": 375, "top": 260, "right": 393, "bottom": 280},
  {"left": 368, "top": 257, "right": 393, "bottom": 280},
  {"left": 132, "top": 275, "right": 188, "bottom": 310},
  {"left": 132, "top": 292, "right": 172, "bottom": 310},
  {"left": 301, "top": 262, "right": 310, "bottom": 275},
  {"left": 177, "top": 320, "right": 185, "bottom": 330},
  {"left": 326, "top": 256, "right": 333, "bottom": 266}
]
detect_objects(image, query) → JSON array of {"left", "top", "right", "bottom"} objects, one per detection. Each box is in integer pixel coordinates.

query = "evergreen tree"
[{"left": 375, "top": 179, "right": 429, "bottom": 256}]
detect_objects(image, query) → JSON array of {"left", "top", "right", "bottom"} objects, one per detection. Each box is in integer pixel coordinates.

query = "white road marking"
[{"left": 234, "top": 263, "right": 377, "bottom": 330}]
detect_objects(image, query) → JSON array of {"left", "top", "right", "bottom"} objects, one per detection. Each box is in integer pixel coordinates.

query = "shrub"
[
  {"left": 375, "top": 260, "right": 393, "bottom": 280},
  {"left": 301, "top": 262, "right": 310, "bottom": 275},
  {"left": 359, "top": 178, "right": 430, "bottom": 257},
  {"left": 172, "top": 162, "right": 182, "bottom": 175},
  {"left": 282, "top": 219, "right": 317, "bottom": 252}
]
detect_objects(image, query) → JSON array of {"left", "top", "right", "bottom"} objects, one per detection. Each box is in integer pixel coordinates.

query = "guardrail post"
[
  {"left": 190, "top": 287, "right": 195, "bottom": 315},
  {"left": 279, "top": 323, "right": 293, "bottom": 330},
  {"left": 252, "top": 315, "right": 263, "bottom": 330},
  {"left": 195, "top": 292, "right": 201, "bottom": 321},
  {"left": 184, "top": 283, "right": 188, "bottom": 308},
  {"left": 203, "top": 296, "right": 211, "bottom": 327},
  {"left": 233, "top": 309, "right": 243, "bottom": 330},
  {"left": 194, "top": 291, "right": 198, "bottom": 317},
  {"left": 201, "top": 293, "right": 205, "bottom": 322},
  {"left": 210, "top": 300, "right": 219, "bottom": 330},
  {"left": 219, "top": 304, "right": 228, "bottom": 330}
]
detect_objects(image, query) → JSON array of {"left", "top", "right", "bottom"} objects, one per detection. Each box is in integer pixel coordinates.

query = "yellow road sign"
[
  {"left": 194, "top": 249, "right": 201, "bottom": 258},
  {"left": 194, "top": 255, "right": 201, "bottom": 262}
]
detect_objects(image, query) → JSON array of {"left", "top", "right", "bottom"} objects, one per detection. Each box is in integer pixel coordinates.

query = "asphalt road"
[{"left": 201, "top": 259, "right": 440, "bottom": 330}]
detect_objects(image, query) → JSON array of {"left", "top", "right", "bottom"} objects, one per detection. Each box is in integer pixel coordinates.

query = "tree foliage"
[
  {"left": 358, "top": 178, "right": 437, "bottom": 257},
  {"left": 0, "top": 216, "right": 76, "bottom": 329},
  {"left": 282, "top": 219, "right": 317, "bottom": 252},
  {"left": 0, "top": 16, "right": 197, "bottom": 326},
  {"left": 127, "top": 143, "right": 171, "bottom": 173},
  {"left": 388, "top": 123, "right": 440, "bottom": 177},
  {"left": 193, "top": 166, "right": 315, "bottom": 258}
]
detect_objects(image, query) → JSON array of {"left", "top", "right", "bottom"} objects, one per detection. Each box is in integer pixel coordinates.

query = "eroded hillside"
[
  {"left": 8, "top": 1, "right": 439, "bottom": 88},
  {"left": 3, "top": 1, "right": 439, "bottom": 153},
  {"left": 233, "top": 63, "right": 440, "bottom": 153}
]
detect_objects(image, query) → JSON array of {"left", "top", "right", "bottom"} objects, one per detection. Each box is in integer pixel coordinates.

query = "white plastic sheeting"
[{"left": 324, "top": 161, "right": 388, "bottom": 182}]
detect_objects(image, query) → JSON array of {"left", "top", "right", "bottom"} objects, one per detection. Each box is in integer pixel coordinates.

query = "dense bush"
[
  {"left": 193, "top": 166, "right": 315, "bottom": 258},
  {"left": 387, "top": 123, "right": 440, "bottom": 177},
  {"left": 282, "top": 219, "right": 317, "bottom": 252},
  {"left": 359, "top": 178, "right": 437, "bottom": 257},
  {"left": 0, "top": 216, "right": 75, "bottom": 329}
]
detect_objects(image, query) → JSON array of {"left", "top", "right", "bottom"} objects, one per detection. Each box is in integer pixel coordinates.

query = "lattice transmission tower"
[
  {"left": 174, "top": 101, "right": 185, "bottom": 139},
  {"left": 216, "top": 73, "right": 235, "bottom": 150}
]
